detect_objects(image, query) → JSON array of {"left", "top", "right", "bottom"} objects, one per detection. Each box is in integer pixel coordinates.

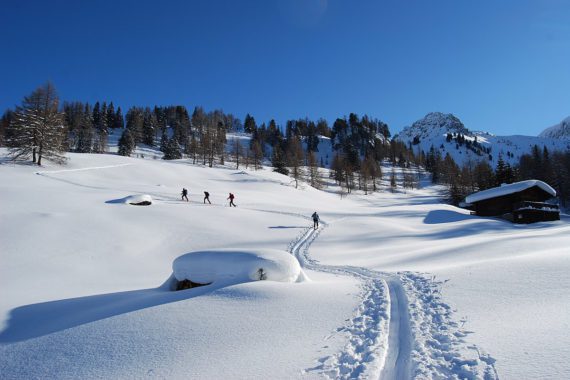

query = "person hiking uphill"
[
  {"left": 312, "top": 211, "right": 320, "bottom": 230},
  {"left": 181, "top": 188, "right": 189, "bottom": 202},
  {"left": 227, "top": 192, "right": 236, "bottom": 207},
  {"left": 204, "top": 191, "right": 211, "bottom": 204}
]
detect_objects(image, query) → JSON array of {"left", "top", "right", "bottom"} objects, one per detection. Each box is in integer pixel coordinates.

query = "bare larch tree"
[{"left": 8, "top": 82, "right": 66, "bottom": 165}]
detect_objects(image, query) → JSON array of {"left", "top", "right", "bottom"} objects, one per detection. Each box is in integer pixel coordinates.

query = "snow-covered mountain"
[
  {"left": 396, "top": 112, "right": 570, "bottom": 167},
  {"left": 539, "top": 116, "right": 570, "bottom": 140}
]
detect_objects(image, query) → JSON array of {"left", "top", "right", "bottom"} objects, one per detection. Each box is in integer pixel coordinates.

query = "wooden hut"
[{"left": 464, "top": 180, "right": 560, "bottom": 223}]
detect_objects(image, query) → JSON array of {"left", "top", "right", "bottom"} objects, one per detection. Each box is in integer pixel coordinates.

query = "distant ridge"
[
  {"left": 396, "top": 112, "right": 570, "bottom": 168},
  {"left": 539, "top": 116, "right": 570, "bottom": 140}
]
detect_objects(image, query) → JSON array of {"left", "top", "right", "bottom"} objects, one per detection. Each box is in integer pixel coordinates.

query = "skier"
[
  {"left": 227, "top": 192, "right": 236, "bottom": 207},
  {"left": 181, "top": 188, "right": 189, "bottom": 202},
  {"left": 312, "top": 211, "right": 320, "bottom": 230},
  {"left": 204, "top": 191, "right": 211, "bottom": 204}
]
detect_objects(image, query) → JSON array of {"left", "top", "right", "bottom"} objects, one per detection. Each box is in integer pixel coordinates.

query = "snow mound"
[
  {"left": 172, "top": 249, "right": 307, "bottom": 285},
  {"left": 124, "top": 194, "right": 153, "bottom": 205}
]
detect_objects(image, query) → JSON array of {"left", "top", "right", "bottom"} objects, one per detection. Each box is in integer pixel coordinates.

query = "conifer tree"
[
  {"left": 100, "top": 102, "right": 108, "bottom": 130},
  {"left": 114, "top": 107, "right": 124, "bottom": 129},
  {"left": 118, "top": 128, "right": 135, "bottom": 156},
  {"left": 244, "top": 113, "right": 257, "bottom": 134},
  {"left": 142, "top": 107, "right": 156, "bottom": 146},
  {"left": 159, "top": 129, "right": 168, "bottom": 153},
  {"left": 163, "top": 137, "right": 182, "bottom": 160},
  {"left": 75, "top": 104, "right": 94, "bottom": 153},
  {"left": 106, "top": 102, "right": 116, "bottom": 129},
  {"left": 272, "top": 144, "right": 289, "bottom": 175},
  {"left": 92, "top": 102, "right": 101, "bottom": 130},
  {"left": 495, "top": 155, "right": 508, "bottom": 186},
  {"left": 92, "top": 102, "right": 108, "bottom": 153}
]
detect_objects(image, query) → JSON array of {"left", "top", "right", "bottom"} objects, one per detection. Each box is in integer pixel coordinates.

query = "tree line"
[{"left": 3, "top": 82, "right": 570, "bottom": 206}]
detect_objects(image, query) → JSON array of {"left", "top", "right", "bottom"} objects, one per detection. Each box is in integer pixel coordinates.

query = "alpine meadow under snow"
[
  {"left": 3, "top": 0, "right": 570, "bottom": 378},
  {"left": 1, "top": 148, "right": 569, "bottom": 379}
]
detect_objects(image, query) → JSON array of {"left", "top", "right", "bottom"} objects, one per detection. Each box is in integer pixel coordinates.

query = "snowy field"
[{"left": 1, "top": 151, "right": 569, "bottom": 379}]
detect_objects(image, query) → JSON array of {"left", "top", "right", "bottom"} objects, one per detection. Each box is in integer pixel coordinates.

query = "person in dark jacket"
[
  {"left": 312, "top": 211, "right": 320, "bottom": 230},
  {"left": 181, "top": 188, "right": 189, "bottom": 202},
  {"left": 227, "top": 192, "right": 236, "bottom": 207},
  {"left": 204, "top": 191, "right": 211, "bottom": 204}
]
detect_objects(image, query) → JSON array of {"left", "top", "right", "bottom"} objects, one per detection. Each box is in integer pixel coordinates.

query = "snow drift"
[
  {"left": 124, "top": 194, "right": 152, "bottom": 205},
  {"left": 172, "top": 249, "right": 308, "bottom": 286}
]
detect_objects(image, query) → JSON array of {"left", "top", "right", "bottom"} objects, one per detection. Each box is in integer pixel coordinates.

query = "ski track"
[
  {"left": 285, "top": 216, "right": 498, "bottom": 380},
  {"left": 35, "top": 163, "right": 133, "bottom": 175},
  {"left": 288, "top": 224, "right": 393, "bottom": 379}
]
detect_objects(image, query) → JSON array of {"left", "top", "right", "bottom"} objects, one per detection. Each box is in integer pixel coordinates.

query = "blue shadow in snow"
[
  {"left": 105, "top": 196, "right": 130, "bottom": 204},
  {"left": 0, "top": 277, "right": 224, "bottom": 344},
  {"left": 423, "top": 209, "right": 478, "bottom": 224},
  {"left": 268, "top": 226, "right": 307, "bottom": 229}
]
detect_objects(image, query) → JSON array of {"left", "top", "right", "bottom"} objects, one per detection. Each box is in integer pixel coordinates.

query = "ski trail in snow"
[
  {"left": 285, "top": 216, "right": 496, "bottom": 380},
  {"left": 35, "top": 163, "right": 133, "bottom": 175},
  {"left": 34, "top": 163, "right": 137, "bottom": 192},
  {"left": 288, "top": 225, "right": 393, "bottom": 379},
  {"left": 35, "top": 163, "right": 185, "bottom": 202},
  {"left": 381, "top": 276, "right": 412, "bottom": 379}
]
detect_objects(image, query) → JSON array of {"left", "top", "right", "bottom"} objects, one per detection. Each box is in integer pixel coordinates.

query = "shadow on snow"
[{"left": 0, "top": 278, "right": 227, "bottom": 344}]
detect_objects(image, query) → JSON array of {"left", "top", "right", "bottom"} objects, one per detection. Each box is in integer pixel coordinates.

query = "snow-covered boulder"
[
  {"left": 124, "top": 194, "right": 153, "bottom": 206},
  {"left": 172, "top": 249, "right": 307, "bottom": 286}
]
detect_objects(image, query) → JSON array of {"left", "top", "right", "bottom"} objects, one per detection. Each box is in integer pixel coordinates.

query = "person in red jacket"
[{"left": 227, "top": 192, "right": 236, "bottom": 207}]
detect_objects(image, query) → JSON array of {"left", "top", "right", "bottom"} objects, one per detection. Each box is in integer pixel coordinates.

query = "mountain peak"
[
  {"left": 399, "top": 112, "right": 470, "bottom": 140},
  {"left": 539, "top": 116, "right": 570, "bottom": 140}
]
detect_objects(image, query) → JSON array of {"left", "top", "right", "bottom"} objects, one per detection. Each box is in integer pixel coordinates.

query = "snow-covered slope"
[
  {"left": 539, "top": 116, "right": 570, "bottom": 140},
  {"left": 1, "top": 152, "right": 570, "bottom": 379},
  {"left": 397, "top": 112, "right": 570, "bottom": 167}
]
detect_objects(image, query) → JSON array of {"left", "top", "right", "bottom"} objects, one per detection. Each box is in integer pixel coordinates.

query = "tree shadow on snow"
[{"left": 0, "top": 276, "right": 225, "bottom": 344}]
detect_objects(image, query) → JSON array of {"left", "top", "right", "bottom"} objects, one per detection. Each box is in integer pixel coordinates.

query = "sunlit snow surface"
[{"left": 1, "top": 151, "right": 569, "bottom": 379}]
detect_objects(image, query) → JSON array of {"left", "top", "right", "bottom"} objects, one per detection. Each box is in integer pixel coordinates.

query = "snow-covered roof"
[{"left": 465, "top": 180, "right": 556, "bottom": 204}]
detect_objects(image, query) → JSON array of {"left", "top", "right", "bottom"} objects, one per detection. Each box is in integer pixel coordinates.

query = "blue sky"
[{"left": 1, "top": 0, "right": 569, "bottom": 135}]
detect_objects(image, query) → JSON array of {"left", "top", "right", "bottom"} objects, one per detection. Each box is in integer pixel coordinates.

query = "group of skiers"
[
  {"left": 181, "top": 188, "right": 319, "bottom": 228},
  {"left": 181, "top": 188, "right": 236, "bottom": 207}
]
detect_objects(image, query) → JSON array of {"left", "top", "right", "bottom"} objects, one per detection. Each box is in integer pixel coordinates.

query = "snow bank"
[
  {"left": 172, "top": 249, "right": 306, "bottom": 285},
  {"left": 123, "top": 194, "right": 153, "bottom": 205},
  {"left": 465, "top": 180, "right": 556, "bottom": 204}
]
